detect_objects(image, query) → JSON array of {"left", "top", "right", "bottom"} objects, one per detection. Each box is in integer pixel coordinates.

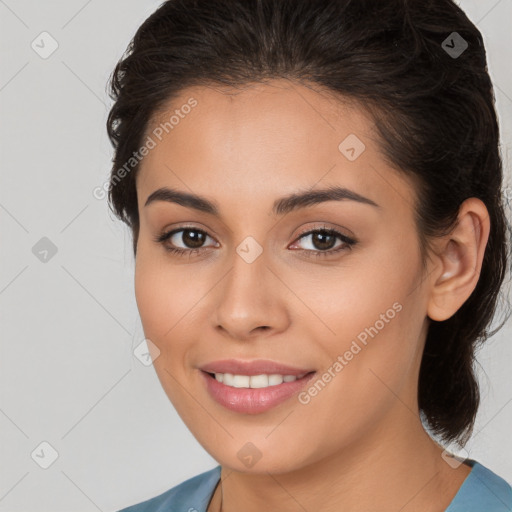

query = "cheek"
[
  {"left": 134, "top": 251, "right": 196, "bottom": 409},
  {"left": 134, "top": 248, "right": 199, "bottom": 341},
  {"left": 134, "top": 255, "right": 167, "bottom": 338},
  {"left": 299, "top": 244, "right": 424, "bottom": 414},
  {"left": 289, "top": 298, "right": 422, "bottom": 463},
  {"left": 292, "top": 242, "right": 416, "bottom": 347}
]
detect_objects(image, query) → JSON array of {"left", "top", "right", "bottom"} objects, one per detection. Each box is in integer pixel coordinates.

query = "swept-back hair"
[{"left": 106, "top": 0, "right": 511, "bottom": 446}]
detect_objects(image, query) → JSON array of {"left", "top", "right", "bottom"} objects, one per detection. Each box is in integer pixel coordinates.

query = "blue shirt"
[{"left": 117, "top": 459, "right": 512, "bottom": 511}]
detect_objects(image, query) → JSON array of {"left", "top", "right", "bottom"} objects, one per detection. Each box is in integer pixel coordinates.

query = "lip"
[
  {"left": 199, "top": 359, "right": 315, "bottom": 376},
  {"left": 199, "top": 366, "right": 317, "bottom": 414}
]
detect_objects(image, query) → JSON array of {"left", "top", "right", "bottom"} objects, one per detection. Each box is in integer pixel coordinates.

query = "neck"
[{"left": 215, "top": 407, "right": 471, "bottom": 512}]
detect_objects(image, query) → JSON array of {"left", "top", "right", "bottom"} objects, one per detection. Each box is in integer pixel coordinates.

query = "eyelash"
[{"left": 154, "top": 225, "right": 357, "bottom": 259}]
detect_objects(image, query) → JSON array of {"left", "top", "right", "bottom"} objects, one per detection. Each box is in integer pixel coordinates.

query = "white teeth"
[
  {"left": 249, "top": 374, "right": 270, "bottom": 388},
  {"left": 213, "top": 372, "right": 308, "bottom": 388},
  {"left": 222, "top": 373, "right": 235, "bottom": 386},
  {"left": 268, "top": 374, "right": 284, "bottom": 386},
  {"left": 233, "top": 375, "right": 250, "bottom": 387}
]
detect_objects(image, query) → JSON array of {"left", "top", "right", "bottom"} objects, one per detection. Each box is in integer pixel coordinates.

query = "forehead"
[
  {"left": 136, "top": 79, "right": 415, "bottom": 220},
  {"left": 143, "top": 79, "right": 372, "bottom": 154}
]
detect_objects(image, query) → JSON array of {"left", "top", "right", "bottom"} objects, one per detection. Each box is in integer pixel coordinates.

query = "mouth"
[{"left": 200, "top": 369, "right": 317, "bottom": 414}]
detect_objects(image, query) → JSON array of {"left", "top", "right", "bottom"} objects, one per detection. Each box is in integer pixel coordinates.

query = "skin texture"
[{"left": 134, "top": 79, "right": 489, "bottom": 512}]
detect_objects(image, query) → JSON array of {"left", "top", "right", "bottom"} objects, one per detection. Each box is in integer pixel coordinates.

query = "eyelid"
[
  {"left": 293, "top": 223, "right": 355, "bottom": 242},
  {"left": 154, "top": 225, "right": 218, "bottom": 246}
]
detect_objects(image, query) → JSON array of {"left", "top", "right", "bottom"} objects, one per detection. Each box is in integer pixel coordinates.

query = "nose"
[{"left": 213, "top": 249, "right": 290, "bottom": 341}]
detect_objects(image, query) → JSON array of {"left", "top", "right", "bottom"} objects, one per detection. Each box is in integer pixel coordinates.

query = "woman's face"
[{"left": 134, "top": 79, "right": 434, "bottom": 473}]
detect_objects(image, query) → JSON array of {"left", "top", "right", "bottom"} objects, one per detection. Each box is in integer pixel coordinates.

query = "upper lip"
[{"left": 199, "top": 359, "right": 315, "bottom": 376}]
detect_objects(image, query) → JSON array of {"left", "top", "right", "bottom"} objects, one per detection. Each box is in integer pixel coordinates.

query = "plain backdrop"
[{"left": 0, "top": 1, "right": 511, "bottom": 511}]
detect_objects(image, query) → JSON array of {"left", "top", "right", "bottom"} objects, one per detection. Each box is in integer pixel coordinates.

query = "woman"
[{"left": 108, "top": 0, "right": 512, "bottom": 510}]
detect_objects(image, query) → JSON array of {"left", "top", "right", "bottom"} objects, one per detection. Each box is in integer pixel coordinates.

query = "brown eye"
[
  {"left": 175, "top": 229, "right": 207, "bottom": 249},
  {"left": 154, "top": 227, "right": 218, "bottom": 255},
  {"left": 308, "top": 231, "right": 337, "bottom": 251},
  {"left": 290, "top": 228, "right": 357, "bottom": 258}
]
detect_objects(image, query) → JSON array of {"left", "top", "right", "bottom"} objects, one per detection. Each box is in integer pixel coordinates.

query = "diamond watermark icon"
[
  {"left": 31, "top": 31, "right": 59, "bottom": 59},
  {"left": 237, "top": 442, "right": 262, "bottom": 468},
  {"left": 31, "top": 441, "right": 59, "bottom": 469},
  {"left": 441, "top": 32, "right": 468, "bottom": 59},
  {"left": 134, "top": 338, "right": 161, "bottom": 366},
  {"left": 32, "top": 237, "right": 58, "bottom": 263},
  {"left": 236, "top": 236, "right": 263, "bottom": 264},
  {"left": 338, "top": 134, "right": 366, "bottom": 161},
  {"left": 441, "top": 445, "right": 469, "bottom": 469}
]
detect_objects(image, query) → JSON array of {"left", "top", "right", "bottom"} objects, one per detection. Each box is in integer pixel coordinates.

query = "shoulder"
[
  {"left": 116, "top": 465, "right": 222, "bottom": 512},
  {"left": 446, "top": 459, "right": 512, "bottom": 512}
]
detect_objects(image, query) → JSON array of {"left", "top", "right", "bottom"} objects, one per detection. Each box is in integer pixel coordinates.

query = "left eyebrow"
[
  {"left": 272, "top": 185, "right": 381, "bottom": 215},
  {"left": 144, "top": 185, "right": 381, "bottom": 215}
]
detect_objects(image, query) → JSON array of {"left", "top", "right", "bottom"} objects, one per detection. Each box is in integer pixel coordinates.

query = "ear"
[{"left": 427, "top": 197, "right": 490, "bottom": 322}]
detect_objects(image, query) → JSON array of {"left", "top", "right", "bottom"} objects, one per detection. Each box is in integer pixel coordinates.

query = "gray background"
[{"left": 0, "top": 1, "right": 511, "bottom": 511}]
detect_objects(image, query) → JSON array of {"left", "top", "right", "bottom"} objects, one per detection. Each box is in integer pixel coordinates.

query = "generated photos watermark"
[
  {"left": 298, "top": 301, "right": 403, "bottom": 405},
  {"left": 93, "top": 97, "right": 198, "bottom": 200}
]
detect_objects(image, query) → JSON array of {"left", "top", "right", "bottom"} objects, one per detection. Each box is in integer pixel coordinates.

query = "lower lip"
[{"left": 200, "top": 370, "right": 317, "bottom": 414}]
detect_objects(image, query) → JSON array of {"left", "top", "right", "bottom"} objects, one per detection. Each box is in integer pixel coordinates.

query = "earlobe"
[{"left": 426, "top": 198, "right": 490, "bottom": 322}]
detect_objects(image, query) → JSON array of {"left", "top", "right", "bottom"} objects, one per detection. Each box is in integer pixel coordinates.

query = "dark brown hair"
[{"left": 106, "top": 0, "right": 511, "bottom": 446}]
